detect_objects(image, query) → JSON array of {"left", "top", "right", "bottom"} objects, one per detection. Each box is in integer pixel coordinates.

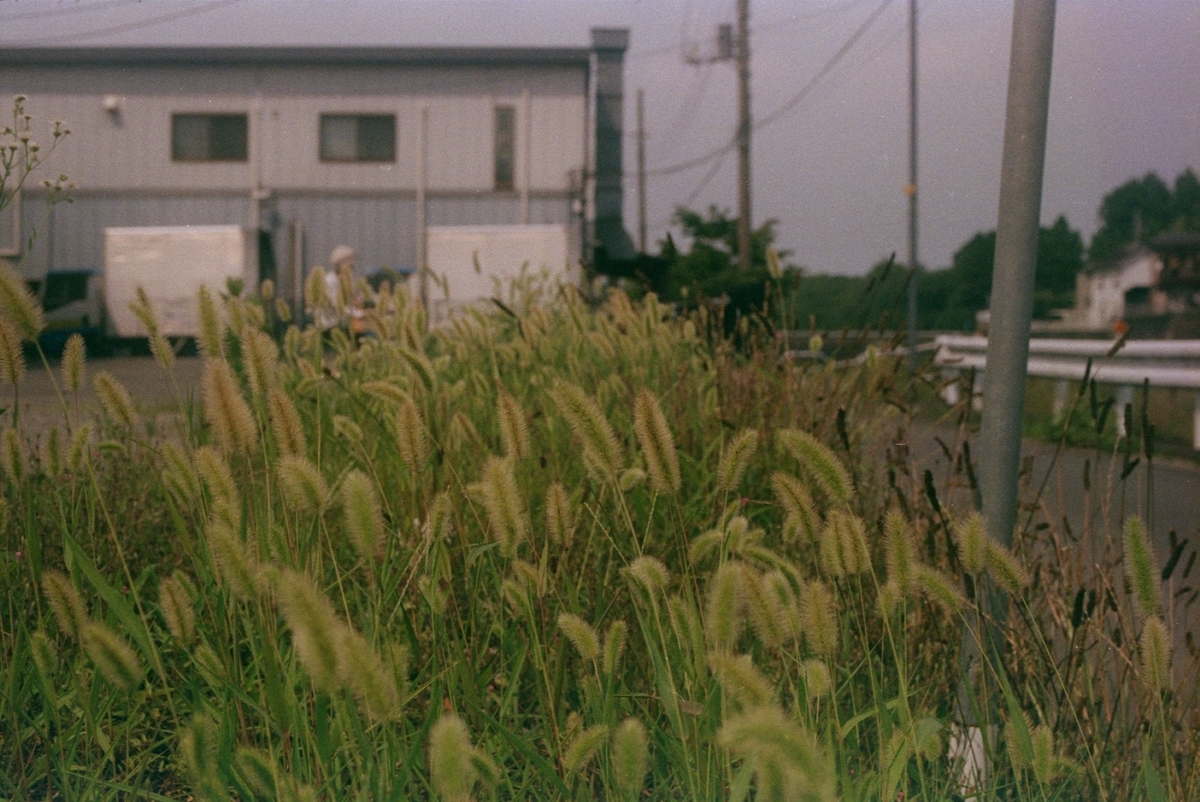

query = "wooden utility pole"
[
  {"left": 905, "top": 0, "right": 919, "bottom": 364},
  {"left": 736, "top": 0, "right": 752, "bottom": 271},
  {"left": 637, "top": 88, "right": 647, "bottom": 253}
]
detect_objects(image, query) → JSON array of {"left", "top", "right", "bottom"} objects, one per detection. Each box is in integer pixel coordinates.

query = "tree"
[{"left": 1089, "top": 172, "right": 1176, "bottom": 261}]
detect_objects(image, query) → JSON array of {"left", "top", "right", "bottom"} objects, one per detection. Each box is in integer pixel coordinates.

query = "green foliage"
[{"left": 1089, "top": 169, "right": 1200, "bottom": 261}]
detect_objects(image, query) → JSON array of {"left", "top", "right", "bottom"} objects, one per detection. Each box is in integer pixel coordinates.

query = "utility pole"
[
  {"left": 905, "top": 0, "right": 919, "bottom": 365},
  {"left": 736, "top": 0, "right": 752, "bottom": 271},
  {"left": 637, "top": 88, "right": 647, "bottom": 253}
]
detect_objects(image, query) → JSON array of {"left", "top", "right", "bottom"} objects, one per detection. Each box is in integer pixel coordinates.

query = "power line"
[
  {"left": 0, "top": 0, "right": 144, "bottom": 22},
  {"left": 644, "top": 0, "right": 895, "bottom": 178},
  {"left": 2, "top": 0, "right": 244, "bottom": 45}
]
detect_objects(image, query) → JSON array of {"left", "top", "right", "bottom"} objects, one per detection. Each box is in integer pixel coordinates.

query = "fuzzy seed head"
[
  {"left": 602, "top": 619, "right": 627, "bottom": 676},
  {"left": 479, "top": 456, "right": 527, "bottom": 557},
  {"left": 361, "top": 380, "right": 413, "bottom": 408},
  {"left": 829, "top": 509, "right": 870, "bottom": 576},
  {"left": 776, "top": 428, "right": 853, "bottom": 504},
  {"left": 633, "top": 388, "right": 681, "bottom": 494},
  {"left": 984, "top": 540, "right": 1030, "bottom": 594},
  {"left": 1140, "top": 615, "right": 1171, "bottom": 693},
  {"left": 82, "top": 621, "right": 143, "bottom": 691},
  {"left": 2, "top": 427, "right": 23, "bottom": 485},
  {"left": 149, "top": 332, "right": 175, "bottom": 371},
  {"left": 203, "top": 358, "right": 258, "bottom": 454},
  {"left": 93, "top": 370, "right": 137, "bottom": 429},
  {"left": 194, "top": 445, "right": 237, "bottom": 508},
  {"left": 0, "top": 318, "right": 26, "bottom": 386},
  {"left": 955, "top": 512, "right": 987, "bottom": 575},
  {"left": 496, "top": 388, "right": 530, "bottom": 461},
  {"left": 915, "top": 565, "right": 963, "bottom": 614},
  {"left": 197, "top": 284, "right": 224, "bottom": 359},
  {"left": 562, "top": 724, "right": 609, "bottom": 774},
  {"left": 612, "top": 718, "right": 649, "bottom": 796},
  {"left": 30, "top": 629, "right": 59, "bottom": 678},
  {"left": 709, "top": 651, "right": 774, "bottom": 708},
  {"left": 278, "top": 455, "right": 330, "bottom": 513},
  {"left": 342, "top": 469, "right": 383, "bottom": 564},
  {"left": 206, "top": 518, "right": 259, "bottom": 601},
  {"left": 0, "top": 262, "right": 45, "bottom": 340},
  {"left": 42, "top": 570, "right": 87, "bottom": 641},
  {"left": 62, "top": 333, "right": 85, "bottom": 393},
  {"left": 552, "top": 380, "right": 622, "bottom": 482},
  {"left": 1124, "top": 515, "right": 1161, "bottom": 619},
  {"left": 799, "top": 658, "right": 832, "bottom": 697},
  {"left": 305, "top": 267, "right": 327, "bottom": 314},
  {"left": 129, "top": 286, "right": 160, "bottom": 337},
  {"left": 277, "top": 569, "right": 342, "bottom": 693},
  {"left": 429, "top": 714, "right": 478, "bottom": 802},
  {"left": 68, "top": 424, "right": 90, "bottom": 474},
  {"left": 1030, "top": 724, "right": 1054, "bottom": 787},
  {"left": 338, "top": 625, "right": 400, "bottom": 722},
  {"left": 161, "top": 440, "right": 201, "bottom": 507},
  {"left": 233, "top": 747, "right": 277, "bottom": 798},
  {"left": 706, "top": 561, "right": 745, "bottom": 652},
  {"left": 159, "top": 574, "right": 196, "bottom": 644},
  {"left": 544, "top": 481, "right": 574, "bottom": 547},
  {"left": 626, "top": 555, "right": 670, "bottom": 598},
  {"left": 744, "top": 569, "right": 791, "bottom": 651},
  {"left": 718, "top": 429, "right": 759, "bottom": 492},
  {"left": 396, "top": 398, "right": 429, "bottom": 471},
  {"left": 240, "top": 328, "right": 277, "bottom": 400},
  {"left": 772, "top": 471, "right": 817, "bottom": 545},
  {"left": 717, "top": 706, "right": 834, "bottom": 802},
  {"left": 802, "top": 580, "right": 838, "bottom": 657},
  {"left": 267, "top": 385, "right": 307, "bottom": 458},
  {"left": 558, "top": 613, "right": 601, "bottom": 662},
  {"left": 884, "top": 509, "right": 917, "bottom": 593}
]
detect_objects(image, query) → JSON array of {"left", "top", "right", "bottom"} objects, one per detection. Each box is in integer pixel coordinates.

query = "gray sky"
[{"left": 3, "top": 0, "right": 1198, "bottom": 274}]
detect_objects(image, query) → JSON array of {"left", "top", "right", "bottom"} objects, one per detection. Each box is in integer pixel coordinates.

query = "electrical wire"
[
  {"left": 2, "top": 0, "right": 244, "bottom": 45},
  {"left": 0, "top": 0, "right": 145, "bottom": 22},
  {"left": 644, "top": 0, "right": 895, "bottom": 178}
]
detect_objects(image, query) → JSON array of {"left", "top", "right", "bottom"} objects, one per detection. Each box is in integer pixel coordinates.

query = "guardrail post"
[
  {"left": 1194, "top": 391, "right": 1200, "bottom": 450},
  {"left": 1051, "top": 379, "right": 1069, "bottom": 419},
  {"left": 941, "top": 369, "right": 961, "bottom": 406}
]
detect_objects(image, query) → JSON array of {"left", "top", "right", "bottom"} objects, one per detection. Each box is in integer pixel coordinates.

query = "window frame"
[
  {"left": 318, "top": 113, "right": 397, "bottom": 163},
  {"left": 493, "top": 105, "right": 516, "bottom": 192},
  {"left": 170, "top": 113, "right": 249, "bottom": 163}
]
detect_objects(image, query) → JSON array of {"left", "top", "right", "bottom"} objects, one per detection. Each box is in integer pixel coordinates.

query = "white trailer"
[
  {"left": 424, "top": 224, "right": 572, "bottom": 322},
  {"left": 103, "top": 225, "right": 258, "bottom": 338}
]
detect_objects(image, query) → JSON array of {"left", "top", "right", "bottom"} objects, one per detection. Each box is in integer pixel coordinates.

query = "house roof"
[{"left": 0, "top": 45, "right": 596, "bottom": 69}]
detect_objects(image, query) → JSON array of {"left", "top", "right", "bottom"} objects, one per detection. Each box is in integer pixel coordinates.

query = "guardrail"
[{"left": 933, "top": 335, "right": 1200, "bottom": 449}]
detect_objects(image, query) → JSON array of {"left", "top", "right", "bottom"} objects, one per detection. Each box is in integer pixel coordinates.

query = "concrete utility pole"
[
  {"left": 905, "top": 0, "right": 919, "bottom": 364},
  {"left": 637, "top": 88, "right": 647, "bottom": 253},
  {"left": 736, "top": 0, "right": 752, "bottom": 271}
]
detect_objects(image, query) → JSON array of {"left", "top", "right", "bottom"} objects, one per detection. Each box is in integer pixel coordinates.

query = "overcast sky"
[{"left": 2, "top": 0, "right": 1198, "bottom": 274}]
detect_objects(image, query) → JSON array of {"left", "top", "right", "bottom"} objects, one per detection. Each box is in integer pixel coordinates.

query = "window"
[
  {"left": 319, "top": 114, "right": 396, "bottom": 162},
  {"left": 43, "top": 271, "right": 91, "bottom": 312},
  {"left": 493, "top": 105, "right": 515, "bottom": 191},
  {"left": 171, "top": 114, "right": 248, "bottom": 161}
]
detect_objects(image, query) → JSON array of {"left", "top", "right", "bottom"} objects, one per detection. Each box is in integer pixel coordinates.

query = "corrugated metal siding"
[{"left": 275, "top": 195, "right": 417, "bottom": 271}]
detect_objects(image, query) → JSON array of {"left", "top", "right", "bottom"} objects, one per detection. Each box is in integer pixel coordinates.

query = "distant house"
[{"left": 0, "top": 32, "right": 634, "bottom": 309}]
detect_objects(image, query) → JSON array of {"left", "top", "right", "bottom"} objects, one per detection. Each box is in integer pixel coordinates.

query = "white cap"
[{"left": 330, "top": 245, "right": 356, "bottom": 267}]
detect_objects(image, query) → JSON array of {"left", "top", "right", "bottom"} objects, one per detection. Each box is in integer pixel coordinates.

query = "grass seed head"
[
  {"left": 396, "top": 398, "right": 429, "bottom": 471},
  {"left": 706, "top": 561, "right": 745, "bottom": 652},
  {"left": 562, "top": 724, "right": 609, "bottom": 774},
  {"left": 67, "top": 424, "right": 90, "bottom": 474},
  {"left": 744, "top": 568, "right": 790, "bottom": 651},
  {"left": 915, "top": 565, "right": 963, "bottom": 614},
  {"left": 955, "top": 512, "right": 987, "bottom": 575},
  {"left": 612, "top": 718, "right": 649, "bottom": 796},
  {"left": 203, "top": 358, "right": 258, "bottom": 454},
  {"left": 158, "top": 574, "right": 196, "bottom": 644},
  {"left": 884, "top": 509, "right": 917, "bottom": 593},
  {"left": 633, "top": 388, "right": 681, "bottom": 494},
  {"left": 2, "top": 427, "right": 23, "bottom": 485},
  {"left": 194, "top": 445, "right": 237, "bottom": 508},
  {"left": 241, "top": 328, "right": 277, "bottom": 400},
  {"left": 233, "top": 747, "right": 277, "bottom": 798},
  {"left": 92, "top": 370, "right": 137, "bottom": 429},
  {"left": 1030, "top": 724, "right": 1054, "bottom": 786},
  {"left": 43, "top": 426, "right": 61, "bottom": 477},
  {"left": 278, "top": 455, "right": 330, "bottom": 513},
  {"left": 429, "top": 714, "right": 478, "bottom": 802},
  {"left": 342, "top": 469, "right": 383, "bottom": 564},
  {"left": 799, "top": 658, "right": 832, "bottom": 698},
  {"left": 161, "top": 441, "right": 201, "bottom": 507},
  {"left": 552, "top": 379, "right": 622, "bottom": 482},
  {"left": 30, "top": 629, "right": 59, "bottom": 678},
  {"left": 801, "top": 580, "right": 838, "bottom": 657},
  {"left": 772, "top": 471, "right": 818, "bottom": 545},
  {"left": 557, "top": 612, "right": 601, "bottom": 661},
  {"left": 82, "top": 621, "right": 143, "bottom": 691},
  {"left": 338, "top": 625, "right": 400, "bottom": 722},
  {"left": 717, "top": 706, "right": 835, "bottom": 802},
  {"left": 602, "top": 619, "right": 627, "bottom": 676},
  {"left": 718, "top": 428, "right": 759, "bottom": 493},
  {"left": 277, "top": 569, "right": 342, "bottom": 693},
  {"left": 984, "top": 539, "right": 1030, "bottom": 594},
  {"left": 1123, "top": 515, "right": 1161, "bottom": 619},
  {"left": 61, "top": 333, "right": 85, "bottom": 393},
  {"left": 496, "top": 388, "right": 530, "bottom": 461},
  {"left": 479, "top": 456, "right": 527, "bottom": 557},
  {"left": 206, "top": 518, "right": 259, "bottom": 601},
  {"left": 626, "top": 555, "right": 670, "bottom": 601},
  {"left": 1139, "top": 615, "right": 1171, "bottom": 693},
  {"left": 0, "top": 262, "right": 45, "bottom": 340},
  {"left": 544, "top": 481, "right": 574, "bottom": 547},
  {"left": 42, "top": 570, "right": 87, "bottom": 641},
  {"left": 267, "top": 385, "right": 307, "bottom": 458},
  {"left": 708, "top": 651, "right": 774, "bottom": 708},
  {"left": 0, "top": 318, "right": 26, "bottom": 386},
  {"left": 776, "top": 428, "right": 853, "bottom": 505},
  {"left": 196, "top": 284, "right": 224, "bottom": 359}
]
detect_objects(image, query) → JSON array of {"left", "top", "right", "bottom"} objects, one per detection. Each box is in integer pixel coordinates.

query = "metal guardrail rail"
[{"left": 933, "top": 335, "right": 1200, "bottom": 449}]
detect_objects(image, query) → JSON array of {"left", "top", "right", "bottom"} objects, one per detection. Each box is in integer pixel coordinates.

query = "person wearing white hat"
[{"left": 314, "top": 245, "right": 358, "bottom": 335}]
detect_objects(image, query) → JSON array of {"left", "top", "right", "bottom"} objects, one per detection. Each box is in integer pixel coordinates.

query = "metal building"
[{"left": 0, "top": 29, "right": 633, "bottom": 306}]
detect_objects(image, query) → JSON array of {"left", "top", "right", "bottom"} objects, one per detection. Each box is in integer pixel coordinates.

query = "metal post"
[
  {"left": 959, "top": 0, "right": 1056, "bottom": 754},
  {"left": 735, "top": 0, "right": 752, "bottom": 271},
  {"left": 520, "top": 89, "right": 531, "bottom": 225},
  {"left": 636, "top": 88, "right": 647, "bottom": 253},
  {"left": 905, "top": 0, "right": 919, "bottom": 365},
  {"left": 417, "top": 104, "right": 429, "bottom": 321}
]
